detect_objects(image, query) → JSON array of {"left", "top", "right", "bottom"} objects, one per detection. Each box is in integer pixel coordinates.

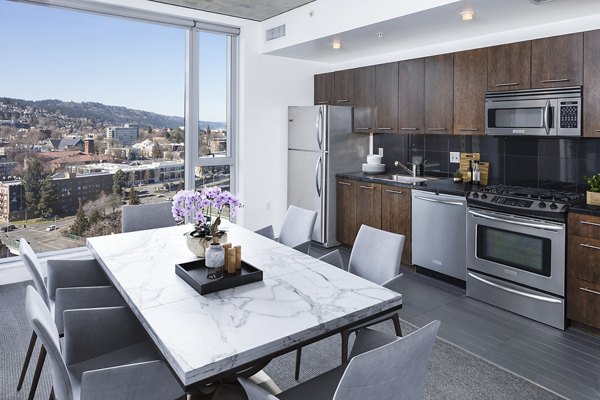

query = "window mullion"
[{"left": 184, "top": 30, "right": 199, "bottom": 191}]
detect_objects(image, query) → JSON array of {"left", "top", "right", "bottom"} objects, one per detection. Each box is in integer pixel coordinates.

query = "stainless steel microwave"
[{"left": 485, "top": 86, "right": 581, "bottom": 137}]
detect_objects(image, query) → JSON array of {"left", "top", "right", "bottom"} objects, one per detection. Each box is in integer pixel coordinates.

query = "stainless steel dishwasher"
[{"left": 412, "top": 190, "right": 467, "bottom": 281}]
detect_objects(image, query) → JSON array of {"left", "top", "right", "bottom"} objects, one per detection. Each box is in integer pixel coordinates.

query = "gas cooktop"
[{"left": 467, "top": 184, "right": 585, "bottom": 221}]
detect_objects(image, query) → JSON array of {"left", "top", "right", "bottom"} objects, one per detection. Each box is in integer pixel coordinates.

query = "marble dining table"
[{"left": 86, "top": 223, "right": 403, "bottom": 389}]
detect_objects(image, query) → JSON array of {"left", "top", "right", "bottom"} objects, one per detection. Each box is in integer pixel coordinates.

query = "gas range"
[{"left": 467, "top": 184, "right": 584, "bottom": 222}]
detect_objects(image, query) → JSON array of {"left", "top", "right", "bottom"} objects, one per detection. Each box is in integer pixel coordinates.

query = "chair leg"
[
  {"left": 392, "top": 314, "right": 403, "bottom": 337},
  {"left": 294, "top": 348, "right": 302, "bottom": 380},
  {"left": 17, "top": 331, "right": 37, "bottom": 391},
  {"left": 341, "top": 330, "right": 350, "bottom": 364},
  {"left": 28, "top": 346, "right": 46, "bottom": 400}
]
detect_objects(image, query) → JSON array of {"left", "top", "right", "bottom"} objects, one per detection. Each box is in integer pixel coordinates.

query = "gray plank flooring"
[{"left": 309, "top": 244, "right": 600, "bottom": 400}]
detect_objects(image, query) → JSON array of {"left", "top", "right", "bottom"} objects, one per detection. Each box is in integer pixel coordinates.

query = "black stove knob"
[
  {"left": 481, "top": 193, "right": 488, "bottom": 199},
  {"left": 550, "top": 202, "right": 558, "bottom": 210},
  {"left": 539, "top": 201, "right": 547, "bottom": 208},
  {"left": 472, "top": 192, "right": 479, "bottom": 198}
]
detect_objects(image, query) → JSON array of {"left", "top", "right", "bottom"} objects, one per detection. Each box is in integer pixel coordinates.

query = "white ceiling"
[{"left": 265, "top": 0, "right": 600, "bottom": 64}]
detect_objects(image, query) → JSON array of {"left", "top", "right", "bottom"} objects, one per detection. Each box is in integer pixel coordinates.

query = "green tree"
[
  {"left": 112, "top": 169, "right": 126, "bottom": 196},
  {"left": 169, "top": 129, "right": 184, "bottom": 143},
  {"left": 22, "top": 157, "right": 45, "bottom": 213},
  {"left": 37, "top": 176, "right": 57, "bottom": 218},
  {"left": 70, "top": 201, "right": 89, "bottom": 236},
  {"left": 151, "top": 143, "right": 161, "bottom": 159},
  {"left": 128, "top": 187, "right": 140, "bottom": 205}
]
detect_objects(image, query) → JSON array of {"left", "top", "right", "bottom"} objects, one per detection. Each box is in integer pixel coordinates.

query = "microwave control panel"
[{"left": 559, "top": 101, "right": 579, "bottom": 129}]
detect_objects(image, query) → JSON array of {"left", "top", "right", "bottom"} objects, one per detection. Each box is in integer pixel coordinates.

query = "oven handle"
[
  {"left": 415, "top": 196, "right": 465, "bottom": 206},
  {"left": 468, "top": 273, "right": 562, "bottom": 304},
  {"left": 468, "top": 210, "right": 564, "bottom": 232}
]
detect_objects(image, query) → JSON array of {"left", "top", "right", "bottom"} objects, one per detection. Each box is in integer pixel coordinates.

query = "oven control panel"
[{"left": 491, "top": 196, "right": 533, "bottom": 208}]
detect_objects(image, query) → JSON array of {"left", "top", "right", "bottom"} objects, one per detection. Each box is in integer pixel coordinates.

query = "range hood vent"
[{"left": 266, "top": 25, "right": 286, "bottom": 41}]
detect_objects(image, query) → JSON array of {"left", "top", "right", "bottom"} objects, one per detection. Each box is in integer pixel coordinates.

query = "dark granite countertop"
[
  {"left": 336, "top": 171, "right": 475, "bottom": 196},
  {"left": 569, "top": 203, "right": 600, "bottom": 217}
]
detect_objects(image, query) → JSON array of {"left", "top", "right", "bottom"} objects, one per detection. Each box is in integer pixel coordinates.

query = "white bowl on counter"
[
  {"left": 362, "top": 163, "right": 385, "bottom": 174},
  {"left": 366, "top": 154, "right": 383, "bottom": 165}
]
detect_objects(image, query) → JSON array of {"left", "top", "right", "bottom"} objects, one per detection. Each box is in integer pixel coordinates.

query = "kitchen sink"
[{"left": 373, "top": 174, "right": 428, "bottom": 184}]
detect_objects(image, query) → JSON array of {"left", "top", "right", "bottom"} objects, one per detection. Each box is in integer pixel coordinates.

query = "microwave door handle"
[
  {"left": 468, "top": 210, "right": 563, "bottom": 231},
  {"left": 543, "top": 99, "right": 551, "bottom": 135}
]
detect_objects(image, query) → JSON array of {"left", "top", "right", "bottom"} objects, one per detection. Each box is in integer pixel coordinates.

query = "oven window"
[
  {"left": 476, "top": 226, "right": 551, "bottom": 276},
  {"left": 488, "top": 107, "right": 553, "bottom": 129}
]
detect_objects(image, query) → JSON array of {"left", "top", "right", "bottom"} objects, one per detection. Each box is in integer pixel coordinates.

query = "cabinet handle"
[
  {"left": 354, "top": 127, "right": 371, "bottom": 131},
  {"left": 580, "top": 220, "right": 600, "bottom": 228},
  {"left": 360, "top": 185, "right": 374, "bottom": 190},
  {"left": 427, "top": 128, "right": 447, "bottom": 131},
  {"left": 580, "top": 287, "right": 600, "bottom": 296},
  {"left": 540, "top": 78, "right": 570, "bottom": 83},
  {"left": 386, "top": 189, "right": 403, "bottom": 194},
  {"left": 595, "top": 129, "right": 600, "bottom": 132},
  {"left": 377, "top": 127, "right": 392, "bottom": 131},
  {"left": 459, "top": 128, "right": 479, "bottom": 132},
  {"left": 400, "top": 127, "right": 419, "bottom": 131},
  {"left": 317, "top": 101, "right": 330, "bottom": 105},
  {"left": 495, "top": 82, "right": 519, "bottom": 87},
  {"left": 338, "top": 182, "right": 351, "bottom": 186},
  {"left": 580, "top": 243, "right": 600, "bottom": 251},
  {"left": 336, "top": 99, "right": 350, "bottom": 103}
]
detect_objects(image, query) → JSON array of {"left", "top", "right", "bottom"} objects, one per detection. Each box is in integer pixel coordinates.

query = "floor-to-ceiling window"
[{"left": 0, "top": 0, "right": 238, "bottom": 255}]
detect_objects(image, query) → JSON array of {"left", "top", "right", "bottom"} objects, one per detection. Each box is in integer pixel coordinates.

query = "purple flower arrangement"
[{"left": 171, "top": 187, "right": 242, "bottom": 237}]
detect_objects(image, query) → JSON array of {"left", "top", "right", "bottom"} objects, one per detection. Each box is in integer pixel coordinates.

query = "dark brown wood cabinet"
[
  {"left": 333, "top": 69, "right": 354, "bottom": 105},
  {"left": 381, "top": 185, "right": 412, "bottom": 265},
  {"left": 487, "top": 41, "right": 531, "bottom": 91},
  {"left": 375, "top": 62, "right": 399, "bottom": 133},
  {"left": 454, "top": 49, "right": 487, "bottom": 135},
  {"left": 355, "top": 182, "right": 382, "bottom": 230},
  {"left": 398, "top": 58, "right": 424, "bottom": 133},
  {"left": 314, "top": 72, "right": 334, "bottom": 105},
  {"left": 353, "top": 66, "right": 376, "bottom": 132},
  {"left": 336, "top": 179, "right": 357, "bottom": 246},
  {"left": 531, "top": 33, "right": 583, "bottom": 89},
  {"left": 424, "top": 54, "right": 453, "bottom": 134},
  {"left": 584, "top": 30, "right": 600, "bottom": 137},
  {"left": 567, "top": 212, "right": 600, "bottom": 329}
]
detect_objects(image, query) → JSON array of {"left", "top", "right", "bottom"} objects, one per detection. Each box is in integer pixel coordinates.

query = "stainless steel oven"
[
  {"left": 466, "top": 208, "right": 566, "bottom": 329},
  {"left": 485, "top": 86, "right": 581, "bottom": 137}
]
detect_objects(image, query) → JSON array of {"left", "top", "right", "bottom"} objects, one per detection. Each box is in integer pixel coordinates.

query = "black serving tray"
[{"left": 175, "top": 259, "right": 263, "bottom": 295}]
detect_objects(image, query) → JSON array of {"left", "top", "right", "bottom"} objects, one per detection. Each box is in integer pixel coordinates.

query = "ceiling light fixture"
[
  {"left": 332, "top": 39, "right": 341, "bottom": 49},
  {"left": 377, "top": 32, "right": 384, "bottom": 38},
  {"left": 460, "top": 10, "right": 475, "bottom": 21}
]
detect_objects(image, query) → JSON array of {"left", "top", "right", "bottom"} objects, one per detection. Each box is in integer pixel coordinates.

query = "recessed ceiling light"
[
  {"left": 332, "top": 39, "right": 341, "bottom": 49},
  {"left": 377, "top": 32, "right": 384, "bottom": 38},
  {"left": 530, "top": 0, "right": 555, "bottom": 4},
  {"left": 460, "top": 11, "right": 475, "bottom": 21}
]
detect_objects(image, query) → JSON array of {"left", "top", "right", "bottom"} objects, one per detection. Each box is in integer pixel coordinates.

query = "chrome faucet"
[{"left": 394, "top": 161, "right": 417, "bottom": 177}]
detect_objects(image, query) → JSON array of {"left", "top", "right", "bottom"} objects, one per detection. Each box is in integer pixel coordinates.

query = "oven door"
[
  {"left": 466, "top": 208, "right": 565, "bottom": 296},
  {"left": 485, "top": 98, "right": 557, "bottom": 136}
]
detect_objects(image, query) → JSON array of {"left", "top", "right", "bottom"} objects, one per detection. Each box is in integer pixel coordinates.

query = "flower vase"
[
  {"left": 184, "top": 231, "right": 210, "bottom": 258},
  {"left": 205, "top": 242, "right": 224, "bottom": 279}
]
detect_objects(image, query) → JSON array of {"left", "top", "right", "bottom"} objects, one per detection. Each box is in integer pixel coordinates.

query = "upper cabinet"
[
  {"left": 375, "top": 62, "right": 399, "bottom": 133},
  {"left": 584, "top": 30, "right": 600, "bottom": 138},
  {"left": 424, "top": 54, "right": 453, "bottom": 134},
  {"left": 398, "top": 58, "right": 425, "bottom": 133},
  {"left": 487, "top": 41, "right": 531, "bottom": 91},
  {"left": 314, "top": 70, "right": 354, "bottom": 105},
  {"left": 531, "top": 33, "right": 583, "bottom": 88},
  {"left": 314, "top": 72, "right": 334, "bottom": 105},
  {"left": 454, "top": 49, "right": 487, "bottom": 135},
  {"left": 353, "top": 66, "right": 376, "bottom": 132}
]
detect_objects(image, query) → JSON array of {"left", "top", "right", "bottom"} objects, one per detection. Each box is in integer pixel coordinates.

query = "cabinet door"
[
  {"left": 381, "top": 186, "right": 412, "bottom": 265},
  {"left": 334, "top": 69, "right": 354, "bottom": 105},
  {"left": 398, "top": 58, "right": 424, "bottom": 133},
  {"left": 314, "top": 72, "right": 334, "bottom": 105},
  {"left": 568, "top": 212, "right": 600, "bottom": 240},
  {"left": 454, "top": 49, "right": 487, "bottom": 135},
  {"left": 336, "top": 179, "right": 357, "bottom": 246},
  {"left": 424, "top": 54, "right": 453, "bottom": 134},
  {"left": 584, "top": 30, "right": 600, "bottom": 137},
  {"left": 568, "top": 234, "right": 600, "bottom": 283},
  {"left": 356, "top": 182, "right": 382, "bottom": 230},
  {"left": 353, "top": 66, "right": 375, "bottom": 132},
  {"left": 375, "top": 62, "right": 399, "bottom": 133},
  {"left": 531, "top": 33, "right": 583, "bottom": 88},
  {"left": 567, "top": 276, "right": 600, "bottom": 329},
  {"left": 487, "top": 41, "right": 531, "bottom": 91}
]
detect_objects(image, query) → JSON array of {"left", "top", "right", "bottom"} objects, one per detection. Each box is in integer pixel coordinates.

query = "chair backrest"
[
  {"left": 121, "top": 202, "right": 177, "bottom": 233},
  {"left": 25, "top": 286, "right": 74, "bottom": 400},
  {"left": 238, "top": 377, "right": 279, "bottom": 400},
  {"left": 19, "top": 239, "right": 50, "bottom": 308},
  {"left": 348, "top": 225, "right": 405, "bottom": 285},
  {"left": 333, "top": 320, "right": 440, "bottom": 400},
  {"left": 278, "top": 205, "right": 317, "bottom": 248}
]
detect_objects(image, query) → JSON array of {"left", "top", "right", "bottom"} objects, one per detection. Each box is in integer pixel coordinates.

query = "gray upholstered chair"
[
  {"left": 25, "top": 286, "right": 185, "bottom": 400},
  {"left": 255, "top": 205, "right": 317, "bottom": 254},
  {"left": 121, "top": 202, "right": 177, "bottom": 233},
  {"left": 297, "top": 225, "right": 405, "bottom": 379},
  {"left": 239, "top": 321, "right": 441, "bottom": 400},
  {"left": 17, "top": 239, "right": 124, "bottom": 398}
]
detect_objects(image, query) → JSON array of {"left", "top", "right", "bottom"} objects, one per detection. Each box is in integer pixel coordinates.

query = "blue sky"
[{"left": 0, "top": 0, "right": 227, "bottom": 121}]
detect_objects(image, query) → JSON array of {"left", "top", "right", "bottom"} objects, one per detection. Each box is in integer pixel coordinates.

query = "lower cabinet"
[
  {"left": 567, "top": 276, "right": 600, "bottom": 329},
  {"left": 336, "top": 178, "right": 412, "bottom": 265}
]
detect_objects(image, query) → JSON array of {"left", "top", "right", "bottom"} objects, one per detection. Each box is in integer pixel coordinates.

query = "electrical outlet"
[
  {"left": 450, "top": 152, "right": 460, "bottom": 163},
  {"left": 378, "top": 147, "right": 384, "bottom": 157}
]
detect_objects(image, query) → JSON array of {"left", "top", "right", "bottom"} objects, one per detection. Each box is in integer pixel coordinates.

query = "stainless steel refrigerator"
[{"left": 288, "top": 105, "right": 368, "bottom": 248}]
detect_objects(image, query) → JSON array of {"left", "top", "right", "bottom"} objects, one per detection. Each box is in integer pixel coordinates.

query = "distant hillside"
[{"left": 0, "top": 97, "right": 225, "bottom": 130}]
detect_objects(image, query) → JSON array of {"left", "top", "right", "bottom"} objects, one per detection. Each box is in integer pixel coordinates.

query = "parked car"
[
  {"left": 46, "top": 225, "right": 57, "bottom": 232},
  {"left": 1, "top": 225, "right": 17, "bottom": 232}
]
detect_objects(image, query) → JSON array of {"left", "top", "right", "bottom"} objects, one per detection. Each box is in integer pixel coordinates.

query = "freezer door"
[
  {"left": 288, "top": 150, "right": 327, "bottom": 243},
  {"left": 288, "top": 105, "right": 327, "bottom": 151}
]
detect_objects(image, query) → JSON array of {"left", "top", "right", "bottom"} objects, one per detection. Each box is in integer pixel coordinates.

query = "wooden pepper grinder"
[
  {"left": 235, "top": 245, "right": 242, "bottom": 270},
  {"left": 226, "top": 248, "right": 236, "bottom": 274}
]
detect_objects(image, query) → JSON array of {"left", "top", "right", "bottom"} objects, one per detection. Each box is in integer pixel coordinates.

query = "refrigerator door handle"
[
  {"left": 317, "top": 106, "right": 324, "bottom": 151},
  {"left": 315, "top": 155, "right": 323, "bottom": 197}
]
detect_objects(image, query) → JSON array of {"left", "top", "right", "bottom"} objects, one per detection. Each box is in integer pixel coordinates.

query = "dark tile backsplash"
[{"left": 375, "top": 132, "right": 600, "bottom": 192}]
